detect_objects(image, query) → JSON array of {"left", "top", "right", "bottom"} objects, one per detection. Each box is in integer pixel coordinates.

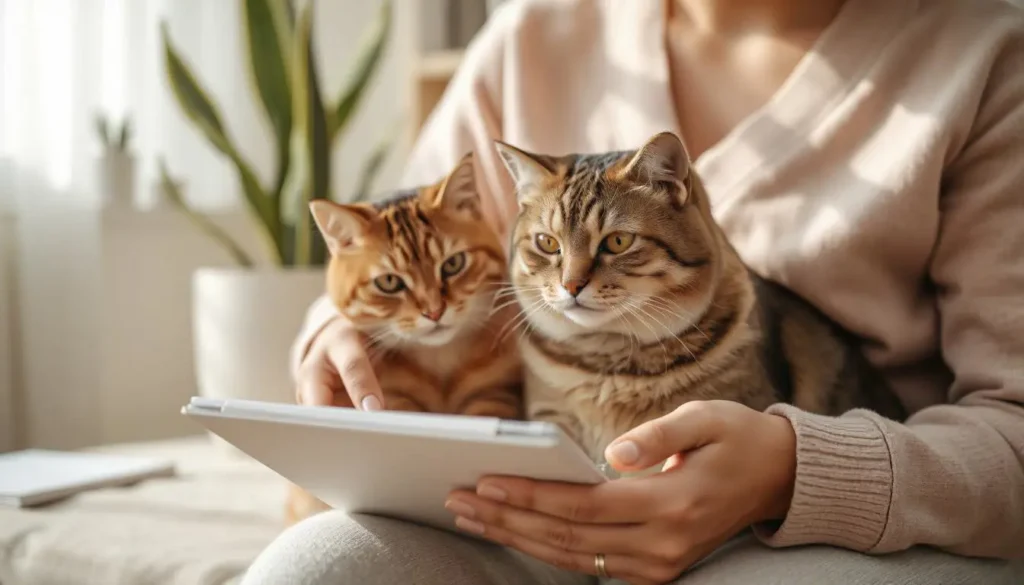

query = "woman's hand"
[
  {"left": 295, "top": 317, "right": 385, "bottom": 410},
  {"left": 445, "top": 400, "right": 797, "bottom": 585}
]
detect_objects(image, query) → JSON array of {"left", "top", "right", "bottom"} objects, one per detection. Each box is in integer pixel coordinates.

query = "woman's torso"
[{"left": 452, "top": 0, "right": 1022, "bottom": 414}]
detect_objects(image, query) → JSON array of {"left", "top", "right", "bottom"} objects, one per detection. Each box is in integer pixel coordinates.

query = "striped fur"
[
  {"left": 498, "top": 132, "right": 905, "bottom": 466},
  {"left": 287, "top": 155, "right": 523, "bottom": 523}
]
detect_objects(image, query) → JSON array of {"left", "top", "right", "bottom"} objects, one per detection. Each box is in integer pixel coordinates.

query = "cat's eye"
[
  {"left": 441, "top": 252, "right": 467, "bottom": 278},
  {"left": 601, "top": 232, "right": 635, "bottom": 254},
  {"left": 535, "top": 233, "right": 561, "bottom": 254},
  {"left": 373, "top": 274, "right": 406, "bottom": 294}
]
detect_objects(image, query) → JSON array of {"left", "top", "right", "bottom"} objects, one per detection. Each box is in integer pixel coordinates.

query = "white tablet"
[{"left": 181, "top": 397, "right": 606, "bottom": 531}]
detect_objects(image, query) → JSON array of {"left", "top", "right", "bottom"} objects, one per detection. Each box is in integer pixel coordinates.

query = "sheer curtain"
[
  {"left": 0, "top": 0, "right": 266, "bottom": 212},
  {"left": 0, "top": 0, "right": 270, "bottom": 449}
]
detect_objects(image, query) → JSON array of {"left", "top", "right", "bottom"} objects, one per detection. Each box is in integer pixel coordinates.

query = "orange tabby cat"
[{"left": 285, "top": 154, "right": 523, "bottom": 524}]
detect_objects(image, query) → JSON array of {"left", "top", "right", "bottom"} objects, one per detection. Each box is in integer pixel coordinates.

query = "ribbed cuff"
[{"left": 753, "top": 404, "right": 893, "bottom": 552}]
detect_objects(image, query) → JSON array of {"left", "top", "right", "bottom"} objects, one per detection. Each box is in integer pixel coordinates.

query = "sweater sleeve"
[
  {"left": 755, "top": 34, "right": 1024, "bottom": 558},
  {"left": 288, "top": 6, "right": 516, "bottom": 378}
]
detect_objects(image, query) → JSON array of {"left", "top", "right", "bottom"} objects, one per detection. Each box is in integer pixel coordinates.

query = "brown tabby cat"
[
  {"left": 496, "top": 131, "right": 905, "bottom": 466},
  {"left": 286, "top": 154, "right": 523, "bottom": 524}
]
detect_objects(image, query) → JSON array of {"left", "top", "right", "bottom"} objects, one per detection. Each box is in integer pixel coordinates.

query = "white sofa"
[{"left": 0, "top": 436, "right": 287, "bottom": 585}]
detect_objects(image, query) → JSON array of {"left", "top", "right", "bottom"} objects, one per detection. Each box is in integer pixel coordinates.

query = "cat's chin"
[
  {"left": 408, "top": 325, "right": 461, "bottom": 347},
  {"left": 560, "top": 306, "right": 618, "bottom": 328}
]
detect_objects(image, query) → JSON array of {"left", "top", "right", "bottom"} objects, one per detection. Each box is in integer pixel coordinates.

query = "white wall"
[
  {"left": 16, "top": 207, "right": 270, "bottom": 448},
  {"left": 0, "top": 211, "right": 15, "bottom": 451}
]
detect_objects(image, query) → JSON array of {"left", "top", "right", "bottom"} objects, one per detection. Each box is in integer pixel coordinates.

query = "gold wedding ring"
[{"left": 594, "top": 552, "right": 608, "bottom": 578}]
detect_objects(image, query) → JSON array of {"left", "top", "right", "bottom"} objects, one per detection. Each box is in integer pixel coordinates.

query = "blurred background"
[
  {"left": 0, "top": 0, "right": 506, "bottom": 454},
  {"left": 1, "top": 1, "right": 1022, "bottom": 583}
]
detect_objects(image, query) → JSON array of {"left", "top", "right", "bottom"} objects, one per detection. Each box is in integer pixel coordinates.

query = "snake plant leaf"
[
  {"left": 95, "top": 114, "right": 110, "bottom": 147},
  {"left": 283, "top": 0, "right": 296, "bottom": 26},
  {"left": 161, "top": 22, "right": 233, "bottom": 154},
  {"left": 327, "top": 0, "right": 392, "bottom": 141},
  {"left": 305, "top": 37, "right": 330, "bottom": 209},
  {"left": 234, "top": 160, "right": 284, "bottom": 264},
  {"left": 159, "top": 158, "right": 255, "bottom": 267},
  {"left": 288, "top": 0, "right": 331, "bottom": 266},
  {"left": 162, "top": 21, "right": 281, "bottom": 262},
  {"left": 117, "top": 119, "right": 132, "bottom": 151},
  {"left": 242, "top": 0, "right": 293, "bottom": 200}
]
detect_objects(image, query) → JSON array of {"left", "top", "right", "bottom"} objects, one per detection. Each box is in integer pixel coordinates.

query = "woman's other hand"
[
  {"left": 295, "top": 317, "right": 385, "bottom": 410},
  {"left": 445, "top": 400, "right": 797, "bottom": 585}
]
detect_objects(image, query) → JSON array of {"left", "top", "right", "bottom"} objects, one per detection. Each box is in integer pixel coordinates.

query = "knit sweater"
[{"left": 293, "top": 0, "right": 1024, "bottom": 558}]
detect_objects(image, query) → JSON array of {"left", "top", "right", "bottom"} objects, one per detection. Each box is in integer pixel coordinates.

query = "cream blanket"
[{"left": 0, "top": 436, "right": 287, "bottom": 585}]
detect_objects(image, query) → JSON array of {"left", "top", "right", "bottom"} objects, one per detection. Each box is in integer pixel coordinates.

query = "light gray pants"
[{"left": 242, "top": 511, "right": 1022, "bottom": 585}]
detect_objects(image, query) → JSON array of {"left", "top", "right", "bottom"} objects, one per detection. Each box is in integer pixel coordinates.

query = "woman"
[{"left": 245, "top": 0, "right": 1024, "bottom": 583}]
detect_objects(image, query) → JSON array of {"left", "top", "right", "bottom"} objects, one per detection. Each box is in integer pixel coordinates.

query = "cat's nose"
[
  {"left": 422, "top": 301, "right": 447, "bottom": 322},
  {"left": 562, "top": 278, "right": 589, "bottom": 297}
]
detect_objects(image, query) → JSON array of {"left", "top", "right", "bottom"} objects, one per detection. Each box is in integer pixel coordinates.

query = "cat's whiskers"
[
  {"left": 633, "top": 296, "right": 687, "bottom": 327},
  {"left": 515, "top": 318, "right": 537, "bottom": 347},
  {"left": 489, "top": 299, "right": 525, "bottom": 316},
  {"left": 496, "top": 296, "right": 547, "bottom": 346},
  {"left": 507, "top": 297, "right": 548, "bottom": 338},
  {"left": 513, "top": 295, "right": 556, "bottom": 347},
  {"left": 630, "top": 292, "right": 681, "bottom": 314},
  {"left": 491, "top": 280, "right": 544, "bottom": 289},
  {"left": 488, "top": 284, "right": 545, "bottom": 316},
  {"left": 627, "top": 299, "right": 702, "bottom": 367},
  {"left": 633, "top": 293, "right": 713, "bottom": 344},
  {"left": 627, "top": 300, "right": 685, "bottom": 348},
  {"left": 493, "top": 298, "right": 541, "bottom": 347},
  {"left": 639, "top": 302, "right": 697, "bottom": 344},
  {"left": 613, "top": 306, "right": 638, "bottom": 363},
  {"left": 620, "top": 301, "right": 669, "bottom": 359},
  {"left": 491, "top": 285, "right": 545, "bottom": 298},
  {"left": 489, "top": 286, "right": 543, "bottom": 309}
]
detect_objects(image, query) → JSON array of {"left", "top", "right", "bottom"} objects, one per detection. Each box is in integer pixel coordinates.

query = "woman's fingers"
[
  {"left": 295, "top": 362, "right": 336, "bottom": 406},
  {"left": 324, "top": 326, "right": 384, "bottom": 410},
  {"left": 453, "top": 517, "right": 678, "bottom": 585},
  {"left": 468, "top": 476, "right": 660, "bottom": 523},
  {"left": 295, "top": 319, "right": 384, "bottom": 410},
  {"left": 605, "top": 400, "right": 726, "bottom": 471},
  {"left": 446, "top": 491, "right": 649, "bottom": 556}
]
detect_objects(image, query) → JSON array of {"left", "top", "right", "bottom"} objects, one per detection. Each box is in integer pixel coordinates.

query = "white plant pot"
[
  {"left": 192, "top": 267, "right": 326, "bottom": 409},
  {"left": 95, "top": 151, "right": 136, "bottom": 209}
]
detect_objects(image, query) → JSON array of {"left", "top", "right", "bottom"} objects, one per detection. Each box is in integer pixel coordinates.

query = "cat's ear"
[
  {"left": 432, "top": 153, "right": 480, "bottom": 220},
  {"left": 494, "top": 141, "right": 556, "bottom": 204},
  {"left": 622, "top": 131, "right": 692, "bottom": 203},
  {"left": 309, "top": 200, "right": 375, "bottom": 256}
]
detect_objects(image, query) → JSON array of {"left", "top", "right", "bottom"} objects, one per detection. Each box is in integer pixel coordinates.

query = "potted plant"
[
  {"left": 160, "top": 0, "right": 394, "bottom": 405},
  {"left": 94, "top": 113, "right": 136, "bottom": 208}
]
